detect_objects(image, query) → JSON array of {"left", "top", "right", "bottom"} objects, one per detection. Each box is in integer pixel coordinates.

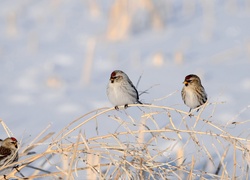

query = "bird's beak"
[
  {"left": 183, "top": 81, "right": 188, "bottom": 86},
  {"left": 110, "top": 76, "right": 115, "bottom": 83},
  {"left": 14, "top": 142, "right": 18, "bottom": 148}
]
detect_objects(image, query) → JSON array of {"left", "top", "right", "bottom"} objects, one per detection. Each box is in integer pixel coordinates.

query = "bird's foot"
[
  {"left": 115, "top": 106, "right": 119, "bottom": 110},
  {"left": 124, "top": 104, "right": 128, "bottom": 109}
]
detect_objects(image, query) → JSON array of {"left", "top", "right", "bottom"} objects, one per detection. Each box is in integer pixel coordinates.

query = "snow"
[{"left": 0, "top": 0, "right": 249, "bottom": 178}]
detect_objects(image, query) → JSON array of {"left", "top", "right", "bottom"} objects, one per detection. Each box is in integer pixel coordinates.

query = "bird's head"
[
  {"left": 2, "top": 137, "right": 18, "bottom": 150},
  {"left": 183, "top": 74, "right": 201, "bottom": 87},
  {"left": 110, "top": 70, "right": 126, "bottom": 83}
]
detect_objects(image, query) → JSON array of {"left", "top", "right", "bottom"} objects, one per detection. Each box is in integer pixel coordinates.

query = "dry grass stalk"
[
  {"left": 106, "top": 0, "right": 165, "bottom": 41},
  {"left": 0, "top": 102, "right": 249, "bottom": 179}
]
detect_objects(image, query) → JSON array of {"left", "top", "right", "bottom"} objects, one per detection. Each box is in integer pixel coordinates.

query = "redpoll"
[
  {"left": 0, "top": 137, "right": 19, "bottom": 176},
  {"left": 107, "top": 70, "right": 142, "bottom": 110},
  {"left": 181, "top": 74, "right": 207, "bottom": 112}
]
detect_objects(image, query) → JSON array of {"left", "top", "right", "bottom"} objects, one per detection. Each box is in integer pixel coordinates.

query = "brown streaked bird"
[
  {"left": 181, "top": 74, "right": 207, "bottom": 113},
  {"left": 0, "top": 137, "right": 19, "bottom": 176},
  {"left": 107, "top": 70, "right": 142, "bottom": 110}
]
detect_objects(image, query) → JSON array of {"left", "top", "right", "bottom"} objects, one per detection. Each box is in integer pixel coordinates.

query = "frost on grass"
[{"left": 1, "top": 103, "right": 250, "bottom": 179}]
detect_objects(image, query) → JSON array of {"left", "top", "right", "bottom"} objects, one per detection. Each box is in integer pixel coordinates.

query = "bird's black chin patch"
[
  {"left": 185, "top": 84, "right": 188, "bottom": 87},
  {"left": 111, "top": 79, "right": 114, "bottom": 83}
]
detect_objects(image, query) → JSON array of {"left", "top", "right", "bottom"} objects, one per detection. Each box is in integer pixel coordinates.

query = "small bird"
[
  {"left": 0, "top": 137, "right": 19, "bottom": 176},
  {"left": 107, "top": 70, "right": 142, "bottom": 110},
  {"left": 181, "top": 74, "right": 207, "bottom": 113}
]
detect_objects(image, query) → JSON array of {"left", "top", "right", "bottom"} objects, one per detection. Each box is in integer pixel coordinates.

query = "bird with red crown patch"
[
  {"left": 107, "top": 70, "right": 142, "bottom": 110},
  {"left": 0, "top": 137, "right": 19, "bottom": 177},
  {"left": 181, "top": 74, "right": 207, "bottom": 114}
]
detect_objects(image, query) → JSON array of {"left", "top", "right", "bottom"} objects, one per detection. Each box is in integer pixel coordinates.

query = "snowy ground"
[{"left": 0, "top": 0, "right": 249, "bottom": 178}]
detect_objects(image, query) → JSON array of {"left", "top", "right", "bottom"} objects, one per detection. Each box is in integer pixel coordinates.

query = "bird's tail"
[{"left": 137, "top": 100, "right": 143, "bottom": 104}]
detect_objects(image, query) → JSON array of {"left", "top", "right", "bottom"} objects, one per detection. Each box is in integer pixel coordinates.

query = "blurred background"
[{"left": 0, "top": 0, "right": 249, "bottom": 140}]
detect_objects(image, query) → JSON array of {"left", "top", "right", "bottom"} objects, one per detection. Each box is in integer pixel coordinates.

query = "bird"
[
  {"left": 181, "top": 74, "right": 207, "bottom": 113},
  {"left": 0, "top": 137, "right": 19, "bottom": 177},
  {"left": 107, "top": 70, "right": 142, "bottom": 110}
]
